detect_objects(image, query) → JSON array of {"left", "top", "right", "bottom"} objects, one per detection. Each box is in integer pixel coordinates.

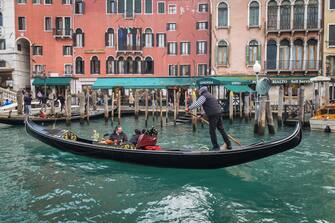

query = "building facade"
[
  {"left": 0, "top": 0, "right": 30, "bottom": 90},
  {"left": 323, "top": 0, "right": 335, "bottom": 100},
  {"left": 15, "top": 0, "right": 210, "bottom": 93}
]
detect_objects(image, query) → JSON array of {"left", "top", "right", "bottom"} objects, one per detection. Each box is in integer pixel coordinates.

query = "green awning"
[
  {"left": 92, "top": 77, "right": 198, "bottom": 89},
  {"left": 32, "top": 77, "right": 72, "bottom": 86},
  {"left": 224, "top": 85, "right": 254, "bottom": 93}
]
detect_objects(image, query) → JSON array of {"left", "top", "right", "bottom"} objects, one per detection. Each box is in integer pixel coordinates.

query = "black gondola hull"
[{"left": 26, "top": 121, "right": 302, "bottom": 169}]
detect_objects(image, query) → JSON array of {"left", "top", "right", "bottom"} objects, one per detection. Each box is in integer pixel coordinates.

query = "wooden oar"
[{"left": 187, "top": 112, "right": 241, "bottom": 146}]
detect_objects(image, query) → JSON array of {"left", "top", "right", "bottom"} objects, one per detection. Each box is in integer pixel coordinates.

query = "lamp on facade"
[{"left": 253, "top": 60, "right": 261, "bottom": 84}]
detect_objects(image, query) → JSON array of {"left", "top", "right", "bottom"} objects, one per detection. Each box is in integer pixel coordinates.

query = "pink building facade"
[{"left": 15, "top": 0, "right": 210, "bottom": 93}]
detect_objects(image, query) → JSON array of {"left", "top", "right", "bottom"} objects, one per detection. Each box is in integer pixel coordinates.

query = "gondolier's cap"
[{"left": 199, "top": 86, "right": 208, "bottom": 95}]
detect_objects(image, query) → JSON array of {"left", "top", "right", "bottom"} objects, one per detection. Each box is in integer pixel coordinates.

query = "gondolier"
[{"left": 186, "top": 86, "right": 232, "bottom": 150}]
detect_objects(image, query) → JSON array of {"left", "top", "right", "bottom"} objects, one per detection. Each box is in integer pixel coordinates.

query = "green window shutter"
[
  {"left": 246, "top": 45, "right": 249, "bottom": 65},
  {"left": 257, "top": 44, "right": 261, "bottom": 62}
]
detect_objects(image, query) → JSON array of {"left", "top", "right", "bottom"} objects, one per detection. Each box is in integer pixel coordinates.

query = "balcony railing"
[
  {"left": 53, "top": 28, "right": 73, "bottom": 38},
  {"left": 117, "top": 45, "right": 143, "bottom": 52},
  {"left": 264, "top": 60, "right": 320, "bottom": 71},
  {"left": 266, "top": 19, "right": 320, "bottom": 33}
]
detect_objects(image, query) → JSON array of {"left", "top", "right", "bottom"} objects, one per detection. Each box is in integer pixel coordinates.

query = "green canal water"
[{"left": 0, "top": 117, "right": 334, "bottom": 222}]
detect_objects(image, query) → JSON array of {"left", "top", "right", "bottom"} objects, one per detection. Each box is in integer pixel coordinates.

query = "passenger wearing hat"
[{"left": 186, "top": 86, "right": 232, "bottom": 150}]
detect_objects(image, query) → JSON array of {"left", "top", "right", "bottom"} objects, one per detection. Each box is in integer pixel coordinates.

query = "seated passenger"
[
  {"left": 39, "top": 109, "right": 46, "bottom": 118},
  {"left": 129, "top": 129, "right": 141, "bottom": 145},
  {"left": 109, "top": 126, "right": 128, "bottom": 145}
]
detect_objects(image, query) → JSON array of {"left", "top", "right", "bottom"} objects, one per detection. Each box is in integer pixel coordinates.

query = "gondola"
[
  {"left": 0, "top": 110, "right": 104, "bottom": 126},
  {"left": 26, "top": 120, "right": 302, "bottom": 169}
]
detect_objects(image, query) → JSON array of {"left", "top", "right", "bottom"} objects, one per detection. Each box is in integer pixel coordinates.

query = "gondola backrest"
[{"left": 136, "top": 134, "right": 157, "bottom": 149}]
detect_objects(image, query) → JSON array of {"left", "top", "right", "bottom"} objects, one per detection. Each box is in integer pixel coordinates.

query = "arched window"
[
  {"left": 106, "top": 56, "right": 115, "bottom": 74},
  {"left": 218, "top": 2, "right": 228, "bottom": 27},
  {"left": 307, "top": 0, "right": 318, "bottom": 29},
  {"left": 217, "top": 40, "right": 228, "bottom": 65},
  {"left": 267, "top": 1, "right": 278, "bottom": 30},
  {"left": 144, "top": 28, "right": 153, "bottom": 48},
  {"left": 249, "top": 1, "right": 259, "bottom": 27},
  {"left": 106, "top": 0, "right": 117, "bottom": 13},
  {"left": 266, "top": 40, "right": 277, "bottom": 69},
  {"left": 105, "top": 28, "right": 114, "bottom": 47},
  {"left": 279, "top": 39, "right": 290, "bottom": 69},
  {"left": 134, "top": 57, "right": 142, "bottom": 74},
  {"left": 90, "top": 56, "right": 100, "bottom": 74},
  {"left": 75, "top": 0, "right": 84, "bottom": 14},
  {"left": 294, "top": 0, "right": 304, "bottom": 29},
  {"left": 125, "top": 57, "right": 133, "bottom": 73},
  {"left": 74, "top": 28, "right": 84, "bottom": 47},
  {"left": 118, "top": 57, "right": 125, "bottom": 74},
  {"left": 0, "top": 13, "right": 3, "bottom": 27},
  {"left": 144, "top": 57, "right": 154, "bottom": 74},
  {"left": 307, "top": 39, "right": 317, "bottom": 69},
  {"left": 75, "top": 57, "right": 84, "bottom": 74},
  {"left": 280, "top": 0, "right": 291, "bottom": 30},
  {"left": 247, "top": 40, "right": 260, "bottom": 65},
  {"left": 293, "top": 39, "right": 304, "bottom": 69}
]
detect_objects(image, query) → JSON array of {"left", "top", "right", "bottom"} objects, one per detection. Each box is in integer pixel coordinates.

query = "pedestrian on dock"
[
  {"left": 23, "top": 92, "right": 32, "bottom": 116},
  {"left": 129, "top": 93, "right": 135, "bottom": 107},
  {"left": 186, "top": 86, "right": 232, "bottom": 151},
  {"left": 57, "top": 94, "right": 65, "bottom": 112}
]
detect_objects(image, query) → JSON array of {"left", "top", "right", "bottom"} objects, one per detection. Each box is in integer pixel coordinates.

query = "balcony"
[
  {"left": 53, "top": 29, "right": 73, "bottom": 38},
  {"left": 266, "top": 19, "right": 320, "bottom": 34},
  {"left": 264, "top": 60, "right": 320, "bottom": 72}
]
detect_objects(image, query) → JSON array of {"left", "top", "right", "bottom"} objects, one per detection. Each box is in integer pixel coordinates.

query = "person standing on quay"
[
  {"left": 23, "top": 92, "right": 32, "bottom": 116},
  {"left": 186, "top": 86, "right": 232, "bottom": 151}
]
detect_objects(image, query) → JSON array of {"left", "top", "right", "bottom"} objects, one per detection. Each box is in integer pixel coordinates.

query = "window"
[
  {"left": 156, "top": 33, "right": 166, "bottom": 47},
  {"left": 55, "top": 17, "right": 71, "bottom": 36},
  {"left": 44, "top": 0, "right": 52, "bottom": 4},
  {"left": 196, "top": 22, "right": 208, "bottom": 30},
  {"left": 32, "top": 46, "right": 43, "bottom": 55},
  {"left": 167, "top": 23, "right": 176, "bottom": 31},
  {"left": 33, "top": 0, "right": 41, "bottom": 4},
  {"left": 330, "top": 0, "right": 335, "bottom": 9},
  {"left": 135, "top": 0, "right": 141, "bottom": 13},
  {"left": 198, "top": 3, "right": 208, "bottom": 12},
  {"left": 105, "top": 28, "right": 114, "bottom": 47},
  {"left": 180, "top": 65, "right": 190, "bottom": 76},
  {"left": 62, "top": 0, "right": 72, "bottom": 4},
  {"left": 0, "top": 39, "right": 5, "bottom": 50},
  {"left": 197, "top": 41, "right": 207, "bottom": 54},
  {"left": 63, "top": 46, "right": 73, "bottom": 55},
  {"left": 144, "top": 28, "right": 153, "bottom": 47},
  {"left": 125, "top": 0, "right": 134, "bottom": 18},
  {"left": 307, "top": 39, "right": 317, "bottom": 69},
  {"left": 218, "top": 2, "right": 228, "bottom": 27},
  {"left": 280, "top": 0, "right": 291, "bottom": 30},
  {"left": 249, "top": 1, "right": 259, "bottom": 27},
  {"left": 44, "top": 17, "right": 52, "bottom": 31},
  {"left": 134, "top": 57, "right": 142, "bottom": 73},
  {"left": 169, "top": 65, "right": 178, "bottom": 76},
  {"left": 106, "top": 56, "right": 116, "bottom": 74},
  {"left": 125, "top": 57, "right": 133, "bottom": 73},
  {"left": 294, "top": 0, "right": 304, "bottom": 29},
  {"left": 64, "top": 64, "right": 73, "bottom": 75},
  {"left": 107, "top": 0, "right": 117, "bottom": 13},
  {"left": 267, "top": 0, "right": 278, "bottom": 30},
  {"left": 0, "top": 13, "right": 2, "bottom": 27},
  {"left": 90, "top": 56, "right": 100, "bottom": 74},
  {"left": 326, "top": 56, "right": 335, "bottom": 77},
  {"left": 74, "top": 28, "right": 84, "bottom": 47},
  {"left": 180, "top": 42, "right": 190, "bottom": 55},
  {"left": 279, "top": 39, "right": 290, "bottom": 69},
  {"left": 118, "top": 0, "right": 125, "bottom": 13},
  {"left": 75, "top": 0, "right": 85, "bottom": 14},
  {"left": 168, "top": 4, "right": 176, "bottom": 14},
  {"left": 33, "top": 65, "right": 45, "bottom": 75},
  {"left": 217, "top": 40, "right": 228, "bottom": 65},
  {"left": 246, "top": 40, "right": 260, "bottom": 65},
  {"left": 266, "top": 39, "right": 277, "bottom": 69},
  {"left": 168, "top": 42, "right": 177, "bottom": 55},
  {"left": 198, "top": 64, "right": 207, "bottom": 76},
  {"left": 307, "top": 0, "right": 318, "bottom": 29},
  {"left": 76, "top": 57, "right": 84, "bottom": 74},
  {"left": 292, "top": 39, "right": 303, "bottom": 69},
  {"left": 145, "top": 0, "right": 152, "bottom": 13},
  {"left": 17, "top": 0, "right": 27, "bottom": 3},
  {"left": 18, "top": 17, "right": 26, "bottom": 31},
  {"left": 144, "top": 57, "right": 154, "bottom": 74},
  {"left": 330, "top": 25, "right": 335, "bottom": 46},
  {"left": 158, "top": 2, "right": 165, "bottom": 13}
]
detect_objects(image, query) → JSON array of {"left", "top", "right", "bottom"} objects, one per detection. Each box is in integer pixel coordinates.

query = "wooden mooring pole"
[
  {"left": 229, "top": 91, "right": 233, "bottom": 122},
  {"left": 118, "top": 89, "right": 121, "bottom": 125},
  {"left": 243, "top": 95, "right": 250, "bottom": 120},
  {"left": 16, "top": 90, "right": 23, "bottom": 115},
  {"left": 192, "top": 89, "right": 197, "bottom": 131},
  {"left": 278, "top": 86, "right": 284, "bottom": 126},
  {"left": 265, "top": 95, "right": 275, "bottom": 134},
  {"left": 159, "top": 89, "right": 163, "bottom": 127},
  {"left": 111, "top": 91, "right": 115, "bottom": 126},
  {"left": 173, "top": 89, "right": 177, "bottom": 125},
  {"left": 79, "top": 92, "right": 85, "bottom": 124},
  {"left": 145, "top": 89, "right": 148, "bottom": 127},
  {"left": 298, "top": 86, "right": 305, "bottom": 123},
  {"left": 134, "top": 90, "right": 139, "bottom": 119},
  {"left": 104, "top": 93, "right": 109, "bottom": 123},
  {"left": 257, "top": 96, "right": 266, "bottom": 135},
  {"left": 65, "top": 90, "right": 71, "bottom": 126}
]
